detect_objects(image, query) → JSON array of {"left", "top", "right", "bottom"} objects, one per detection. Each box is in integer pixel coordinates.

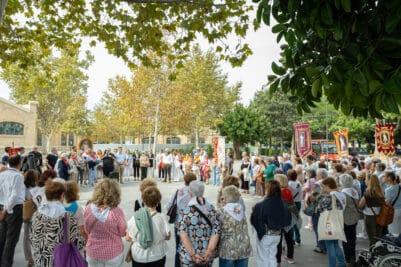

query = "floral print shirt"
[{"left": 177, "top": 203, "right": 221, "bottom": 266}]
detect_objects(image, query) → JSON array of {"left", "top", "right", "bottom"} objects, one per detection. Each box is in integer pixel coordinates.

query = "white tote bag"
[{"left": 318, "top": 195, "right": 346, "bottom": 242}]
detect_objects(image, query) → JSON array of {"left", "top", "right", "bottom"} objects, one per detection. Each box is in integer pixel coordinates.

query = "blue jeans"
[
  {"left": 325, "top": 240, "right": 346, "bottom": 267},
  {"left": 212, "top": 167, "right": 220, "bottom": 186},
  {"left": 219, "top": 258, "right": 249, "bottom": 267},
  {"left": 88, "top": 169, "right": 96, "bottom": 186},
  {"left": 312, "top": 213, "right": 326, "bottom": 251},
  {"left": 292, "top": 202, "right": 301, "bottom": 243}
]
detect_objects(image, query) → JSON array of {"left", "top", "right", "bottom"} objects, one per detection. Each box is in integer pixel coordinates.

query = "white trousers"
[
  {"left": 389, "top": 208, "right": 401, "bottom": 236},
  {"left": 87, "top": 253, "right": 124, "bottom": 267},
  {"left": 257, "top": 234, "right": 281, "bottom": 267}
]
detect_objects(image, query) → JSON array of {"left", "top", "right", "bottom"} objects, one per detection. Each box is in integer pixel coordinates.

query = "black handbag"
[{"left": 167, "top": 190, "right": 179, "bottom": 223}]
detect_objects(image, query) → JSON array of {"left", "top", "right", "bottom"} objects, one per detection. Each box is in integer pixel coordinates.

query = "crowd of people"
[{"left": 1, "top": 146, "right": 401, "bottom": 267}]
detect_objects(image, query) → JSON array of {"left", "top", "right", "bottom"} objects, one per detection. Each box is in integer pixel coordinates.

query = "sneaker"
[
  {"left": 357, "top": 233, "right": 368, "bottom": 239},
  {"left": 295, "top": 241, "right": 301, "bottom": 246},
  {"left": 283, "top": 256, "right": 295, "bottom": 264}
]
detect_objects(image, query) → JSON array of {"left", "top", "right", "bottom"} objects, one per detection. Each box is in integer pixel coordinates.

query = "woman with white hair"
[
  {"left": 177, "top": 181, "right": 221, "bottom": 267},
  {"left": 219, "top": 185, "right": 252, "bottom": 266},
  {"left": 339, "top": 173, "right": 360, "bottom": 266}
]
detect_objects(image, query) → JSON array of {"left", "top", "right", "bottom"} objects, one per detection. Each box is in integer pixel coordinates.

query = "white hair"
[{"left": 189, "top": 180, "right": 205, "bottom": 197}]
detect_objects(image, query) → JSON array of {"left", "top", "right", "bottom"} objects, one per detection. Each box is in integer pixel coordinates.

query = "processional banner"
[
  {"left": 334, "top": 129, "right": 349, "bottom": 157},
  {"left": 294, "top": 122, "right": 311, "bottom": 158},
  {"left": 213, "top": 136, "right": 225, "bottom": 167},
  {"left": 376, "top": 123, "right": 395, "bottom": 155}
]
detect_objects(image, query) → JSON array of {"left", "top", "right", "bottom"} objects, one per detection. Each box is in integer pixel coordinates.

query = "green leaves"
[
  {"left": 271, "top": 61, "right": 286, "bottom": 75},
  {"left": 259, "top": 0, "right": 401, "bottom": 118}
]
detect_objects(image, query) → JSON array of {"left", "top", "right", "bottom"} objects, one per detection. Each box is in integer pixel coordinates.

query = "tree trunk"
[
  {"left": 152, "top": 99, "right": 159, "bottom": 154},
  {"left": 45, "top": 134, "right": 51, "bottom": 153},
  {"left": 195, "top": 119, "right": 199, "bottom": 149},
  {"left": 0, "top": 0, "right": 8, "bottom": 24},
  {"left": 233, "top": 142, "right": 241, "bottom": 160}
]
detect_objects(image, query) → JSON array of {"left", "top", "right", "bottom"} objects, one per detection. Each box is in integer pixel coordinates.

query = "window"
[
  {"left": 142, "top": 137, "right": 154, "bottom": 144},
  {"left": 166, "top": 136, "right": 181, "bottom": 144},
  {"left": 190, "top": 137, "right": 205, "bottom": 144},
  {"left": 61, "top": 134, "right": 67, "bottom": 146},
  {"left": 68, "top": 133, "right": 74, "bottom": 146},
  {"left": 0, "top": 121, "right": 24, "bottom": 135}
]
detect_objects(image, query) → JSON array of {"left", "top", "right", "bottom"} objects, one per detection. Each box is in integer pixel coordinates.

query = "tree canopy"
[
  {"left": 1, "top": 46, "right": 92, "bottom": 150},
  {"left": 93, "top": 49, "right": 239, "bottom": 146},
  {"left": 218, "top": 104, "right": 264, "bottom": 159},
  {"left": 255, "top": 0, "right": 401, "bottom": 118},
  {"left": 0, "top": 0, "right": 253, "bottom": 69}
]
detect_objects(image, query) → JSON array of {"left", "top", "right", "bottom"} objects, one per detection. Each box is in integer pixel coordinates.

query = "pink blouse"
[{"left": 84, "top": 206, "right": 127, "bottom": 260}]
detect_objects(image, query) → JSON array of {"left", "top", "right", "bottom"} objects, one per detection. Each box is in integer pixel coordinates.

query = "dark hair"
[
  {"left": 321, "top": 177, "right": 337, "bottom": 190},
  {"left": 347, "top": 170, "right": 357, "bottom": 180},
  {"left": 287, "top": 169, "right": 297, "bottom": 181},
  {"left": 65, "top": 181, "right": 80, "bottom": 203},
  {"left": 24, "top": 170, "right": 38, "bottom": 188},
  {"left": 377, "top": 163, "right": 386, "bottom": 171},
  {"left": 8, "top": 154, "right": 22, "bottom": 168},
  {"left": 384, "top": 171, "right": 397, "bottom": 183},
  {"left": 306, "top": 155, "right": 316, "bottom": 161},
  {"left": 265, "top": 180, "right": 282, "bottom": 197},
  {"left": 307, "top": 169, "right": 316, "bottom": 178},
  {"left": 184, "top": 173, "right": 197, "bottom": 186},
  {"left": 142, "top": 186, "right": 162, "bottom": 208},
  {"left": 222, "top": 175, "right": 240, "bottom": 188},
  {"left": 334, "top": 164, "right": 345, "bottom": 173},
  {"left": 318, "top": 162, "right": 327, "bottom": 169},
  {"left": 45, "top": 180, "right": 66, "bottom": 201},
  {"left": 38, "top": 170, "right": 57, "bottom": 187}
]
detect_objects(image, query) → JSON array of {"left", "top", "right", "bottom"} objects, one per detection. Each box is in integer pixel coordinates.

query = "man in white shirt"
[
  {"left": 0, "top": 154, "right": 25, "bottom": 267},
  {"left": 162, "top": 149, "right": 173, "bottom": 183}
]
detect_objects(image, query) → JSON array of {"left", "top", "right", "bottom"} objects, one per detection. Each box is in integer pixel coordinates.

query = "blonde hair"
[
  {"left": 139, "top": 178, "right": 157, "bottom": 193},
  {"left": 365, "top": 174, "right": 384, "bottom": 199},
  {"left": 90, "top": 179, "right": 121, "bottom": 208},
  {"left": 274, "top": 174, "right": 288, "bottom": 188}
]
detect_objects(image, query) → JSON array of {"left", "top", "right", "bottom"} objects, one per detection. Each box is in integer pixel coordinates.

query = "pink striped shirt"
[{"left": 84, "top": 205, "right": 127, "bottom": 260}]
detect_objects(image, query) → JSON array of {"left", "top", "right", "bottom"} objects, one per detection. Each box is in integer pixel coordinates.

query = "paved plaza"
[{"left": 12, "top": 164, "right": 369, "bottom": 267}]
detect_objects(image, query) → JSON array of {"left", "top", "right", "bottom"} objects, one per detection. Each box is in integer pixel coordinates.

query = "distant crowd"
[{"left": 0, "top": 146, "right": 401, "bottom": 267}]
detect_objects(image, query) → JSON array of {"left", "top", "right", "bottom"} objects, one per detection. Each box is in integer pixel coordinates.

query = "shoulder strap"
[
  {"left": 392, "top": 186, "right": 401, "bottom": 206},
  {"left": 191, "top": 205, "right": 213, "bottom": 229},
  {"left": 173, "top": 189, "right": 179, "bottom": 204}
]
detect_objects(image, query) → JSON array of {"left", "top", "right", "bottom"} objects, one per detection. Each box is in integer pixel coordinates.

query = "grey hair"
[
  {"left": 339, "top": 173, "right": 354, "bottom": 189},
  {"left": 316, "top": 168, "right": 328, "bottom": 180},
  {"left": 189, "top": 180, "right": 205, "bottom": 197},
  {"left": 222, "top": 185, "right": 240, "bottom": 203}
]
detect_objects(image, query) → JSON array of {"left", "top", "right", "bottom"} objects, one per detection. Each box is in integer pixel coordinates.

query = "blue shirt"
[
  {"left": 385, "top": 185, "right": 401, "bottom": 209},
  {"left": 115, "top": 153, "right": 127, "bottom": 164}
]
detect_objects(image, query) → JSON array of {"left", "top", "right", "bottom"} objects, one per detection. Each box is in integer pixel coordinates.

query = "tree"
[
  {"left": 93, "top": 50, "right": 239, "bottom": 147},
  {"left": 60, "top": 95, "right": 93, "bottom": 139},
  {"left": 173, "top": 47, "right": 240, "bottom": 147},
  {"left": 1, "top": 47, "right": 92, "bottom": 151},
  {"left": 218, "top": 104, "right": 264, "bottom": 159},
  {"left": 250, "top": 88, "right": 300, "bottom": 149},
  {"left": 0, "top": 0, "right": 253, "bottom": 68},
  {"left": 254, "top": 0, "right": 401, "bottom": 118}
]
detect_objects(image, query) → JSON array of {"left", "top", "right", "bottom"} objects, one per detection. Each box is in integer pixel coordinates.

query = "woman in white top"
[
  {"left": 126, "top": 186, "right": 170, "bottom": 267},
  {"left": 384, "top": 171, "right": 401, "bottom": 236}
]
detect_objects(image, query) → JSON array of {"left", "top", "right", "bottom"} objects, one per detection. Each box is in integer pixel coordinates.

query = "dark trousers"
[
  {"left": 292, "top": 202, "right": 301, "bottom": 243},
  {"left": 140, "top": 167, "right": 147, "bottom": 180},
  {"left": 163, "top": 164, "right": 172, "bottom": 181},
  {"left": 312, "top": 213, "right": 326, "bottom": 251},
  {"left": 159, "top": 168, "right": 165, "bottom": 179},
  {"left": 277, "top": 228, "right": 294, "bottom": 262},
  {"left": 0, "top": 204, "right": 23, "bottom": 267},
  {"left": 174, "top": 228, "right": 180, "bottom": 267},
  {"left": 133, "top": 166, "right": 140, "bottom": 177},
  {"left": 78, "top": 169, "right": 84, "bottom": 184},
  {"left": 133, "top": 256, "right": 166, "bottom": 267},
  {"left": 342, "top": 223, "right": 357, "bottom": 263}
]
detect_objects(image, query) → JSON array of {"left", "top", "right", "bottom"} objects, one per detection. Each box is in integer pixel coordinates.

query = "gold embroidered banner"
[
  {"left": 294, "top": 122, "right": 311, "bottom": 158},
  {"left": 334, "top": 129, "right": 349, "bottom": 157},
  {"left": 376, "top": 123, "right": 395, "bottom": 155}
]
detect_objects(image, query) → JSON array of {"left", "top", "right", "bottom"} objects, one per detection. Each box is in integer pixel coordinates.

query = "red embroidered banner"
[
  {"left": 376, "top": 123, "right": 395, "bottom": 155},
  {"left": 294, "top": 122, "right": 311, "bottom": 158},
  {"left": 334, "top": 129, "right": 349, "bottom": 157}
]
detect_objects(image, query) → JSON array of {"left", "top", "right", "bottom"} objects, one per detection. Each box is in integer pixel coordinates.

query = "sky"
[{"left": 0, "top": 9, "right": 281, "bottom": 110}]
